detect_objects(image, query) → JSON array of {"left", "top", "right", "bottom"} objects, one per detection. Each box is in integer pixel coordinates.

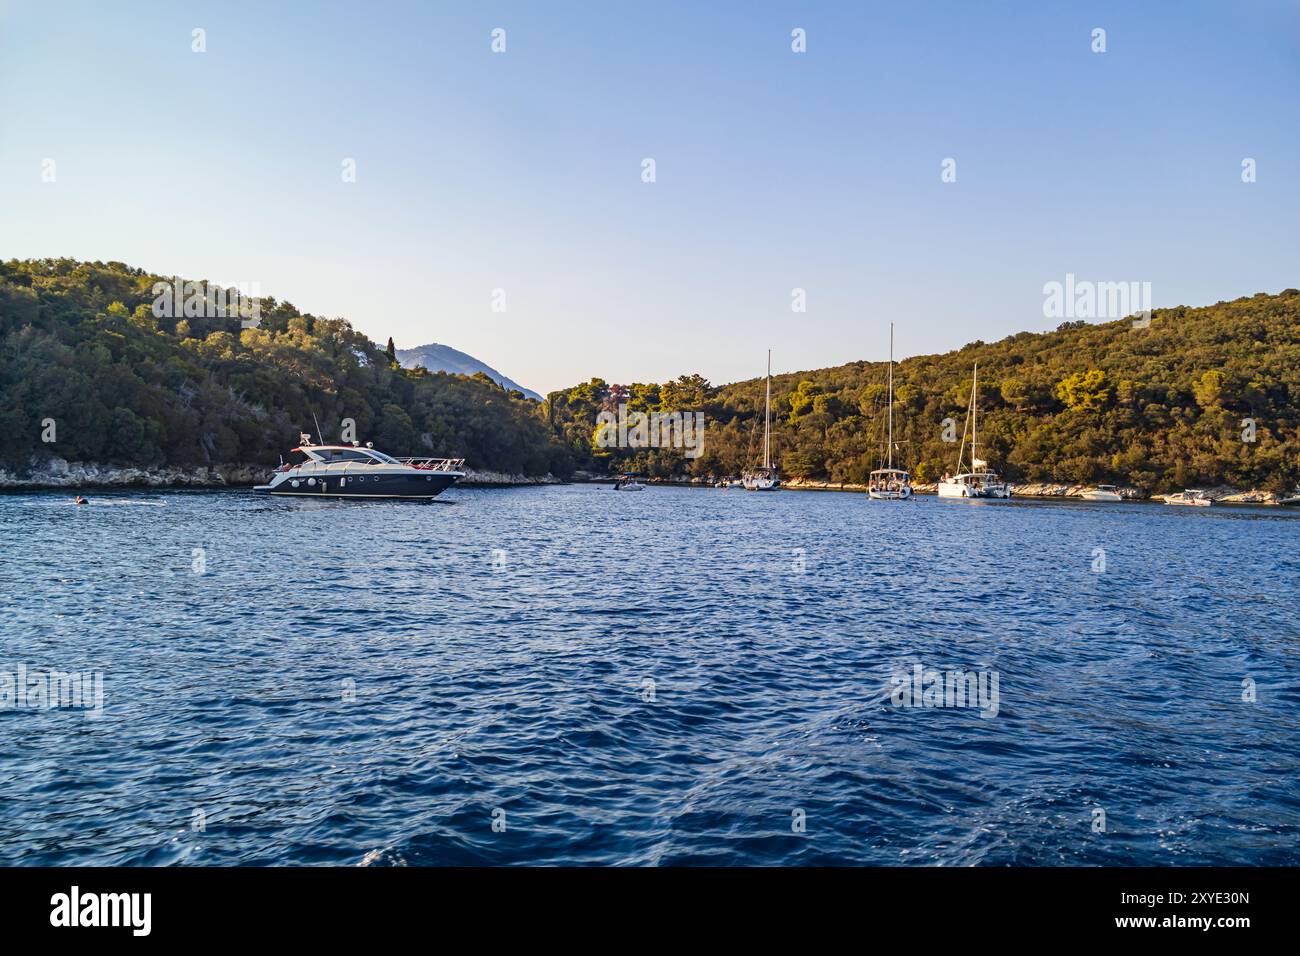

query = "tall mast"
[
  {"left": 887, "top": 324, "right": 894, "bottom": 470},
  {"left": 971, "top": 362, "right": 978, "bottom": 469},
  {"left": 763, "top": 350, "right": 772, "bottom": 469}
]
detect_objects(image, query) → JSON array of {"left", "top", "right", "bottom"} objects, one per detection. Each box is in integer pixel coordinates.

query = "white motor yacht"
[
  {"left": 1164, "top": 489, "right": 1212, "bottom": 507},
  {"left": 254, "top": 435, "right": 464, "bottom": 499},
  {"left": 1080, "top": 484, "right": 1123, "bottom": 502}
]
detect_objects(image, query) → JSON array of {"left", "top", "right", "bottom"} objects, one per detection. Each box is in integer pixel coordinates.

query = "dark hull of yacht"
[{"left": 255, "top": 471, "right": 460, "bottom": 499}]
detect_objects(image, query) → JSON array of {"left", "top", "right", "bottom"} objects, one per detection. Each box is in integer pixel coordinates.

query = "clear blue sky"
[{"left": 2, "top": 1, "right": 1297, "bottom": 394}]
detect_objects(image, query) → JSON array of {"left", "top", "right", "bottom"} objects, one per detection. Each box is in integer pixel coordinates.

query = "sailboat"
[
  {"left": 937, "top": 362, "right": 1011, "bottom": 499},
  {"left": 742, "top": 350, "right": 780, "bottom": 491},
  {"left": 868, "top": 323, "right": 913, "bottom": 500}
]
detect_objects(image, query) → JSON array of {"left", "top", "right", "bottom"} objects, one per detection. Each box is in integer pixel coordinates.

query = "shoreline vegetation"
[{"left": 3, "top": 259, "right": 1299, "bottom": 497}]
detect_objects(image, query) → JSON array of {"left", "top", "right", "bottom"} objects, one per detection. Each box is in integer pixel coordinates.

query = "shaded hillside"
[
  {"left": 547, "top": 289, "right": 1300, "bottom": 494},
  {"left": 0, "top": 259, "right": 572, "bottom": 477}
]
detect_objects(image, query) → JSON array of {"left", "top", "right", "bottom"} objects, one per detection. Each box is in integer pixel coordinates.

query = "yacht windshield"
[{"left": 300, "top": 447, "right": 377, "bottom": 463}]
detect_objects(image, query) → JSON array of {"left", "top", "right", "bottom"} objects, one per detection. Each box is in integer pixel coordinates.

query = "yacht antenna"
[{"left": 313, "top": 411, "right": 325, "bottom": 446}]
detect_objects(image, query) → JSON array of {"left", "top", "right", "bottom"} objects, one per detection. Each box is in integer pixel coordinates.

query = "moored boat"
[
  {"left": 868, "top": 469, "right": 913, "bottom": 500},
  {"left": 1164, "top": 489, "right": 1212, "bottom": 507},
  {"left": 742, "top": 469, "right": 779, "bottom": 491},
  {"left": 868, "top": 323, "right": 913, "bottom": 501},
  {"left": 1080, "top": 484, "right": 1123, "bottom": 502},
  {"left": 742, "top": 350, "right": 780, "bottom": 491},
  {"left": 253, "top": 435, "right": 464, "bottom": 499},
  {"left": 936, "top": 362, "right": 1010, "bottom": 499}
]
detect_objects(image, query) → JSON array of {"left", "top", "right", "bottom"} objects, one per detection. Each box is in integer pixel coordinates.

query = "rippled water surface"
[{"left": 2, "top": 485, "right": 1298, "bottom": 865}]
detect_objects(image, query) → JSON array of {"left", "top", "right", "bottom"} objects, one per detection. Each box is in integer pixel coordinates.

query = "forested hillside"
[
  {"left": 546, "top": 289, "right": 1300, "bottom": 494},
  {"left": 0, "top": 259, "right": 570, "bottom": 477},
  {"left": 4, "top": 259, "right": 1296, "bottom": 494}
]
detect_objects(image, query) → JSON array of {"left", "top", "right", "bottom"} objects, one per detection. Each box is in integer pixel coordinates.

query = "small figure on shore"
[{"left": 74, "top": 495, "right": 87, "bottom": 506}]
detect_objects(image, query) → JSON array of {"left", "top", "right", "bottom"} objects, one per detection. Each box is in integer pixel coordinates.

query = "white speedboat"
[
  {"left": 1164, "top": 489, "right": 1212, "bottom": 507},
  {"left": 742, "top": 350, "right": 780, "bottom": 491},
  {"left": 936, "top": 362, "right": 1011, "bottom": 499},
  {"left": 1080, "top": 484, "right": 1123, "bottom": 502},
  {"left": 254, "top": 435, "right": 464, "bottom": 499},
  {"left": 613, "top": 475, "right": 645, "bottom": 491},
  {"left": 868, "top": 323, "right": 913, "bottom": 501}
]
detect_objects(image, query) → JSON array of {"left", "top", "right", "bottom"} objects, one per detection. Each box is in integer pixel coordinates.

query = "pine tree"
[{"left": 385, "top": 337, "right": 397, "bottom": 367}]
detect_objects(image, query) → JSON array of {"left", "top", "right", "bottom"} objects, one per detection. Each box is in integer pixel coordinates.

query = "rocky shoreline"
[
  {"left": 770, "top": 476, "right": 1283, "bottom": 503},
  {"left": 0, "top": 458, "right": 1285, "bottom": 503},
  {"left": 0, "top": 458, "right": 560, "bottom": 490},
  {"left": 458, "top": 468, "right": 561, "bottom": 487}
]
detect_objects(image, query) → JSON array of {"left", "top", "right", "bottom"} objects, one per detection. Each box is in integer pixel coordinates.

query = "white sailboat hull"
[
  {"left": 938, "top": 475, "right": 1011, "bottom": 499},
  {"left": 868, "top": 487, "right": 913, "bottom": 500},
  {"left": 868, "top": 468, "right": 913, "bottom": 500}
]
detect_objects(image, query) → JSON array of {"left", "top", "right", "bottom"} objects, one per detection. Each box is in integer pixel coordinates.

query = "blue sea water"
[{"left": 1, "top": 485, "right": 1297, "bottom": 866}]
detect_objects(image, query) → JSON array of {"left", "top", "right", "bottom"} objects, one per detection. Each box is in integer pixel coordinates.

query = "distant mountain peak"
[{"left": 394, "top": 342, "right": 541, "bottom": 401}]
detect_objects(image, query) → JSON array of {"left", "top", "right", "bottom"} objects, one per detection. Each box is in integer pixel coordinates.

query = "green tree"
[
  {"left": 1055, "top": 369, "right": 1111, "bottom": 412},
  {"left": 1193, "top": 370, "right": 1224, "bottom": 409}
]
